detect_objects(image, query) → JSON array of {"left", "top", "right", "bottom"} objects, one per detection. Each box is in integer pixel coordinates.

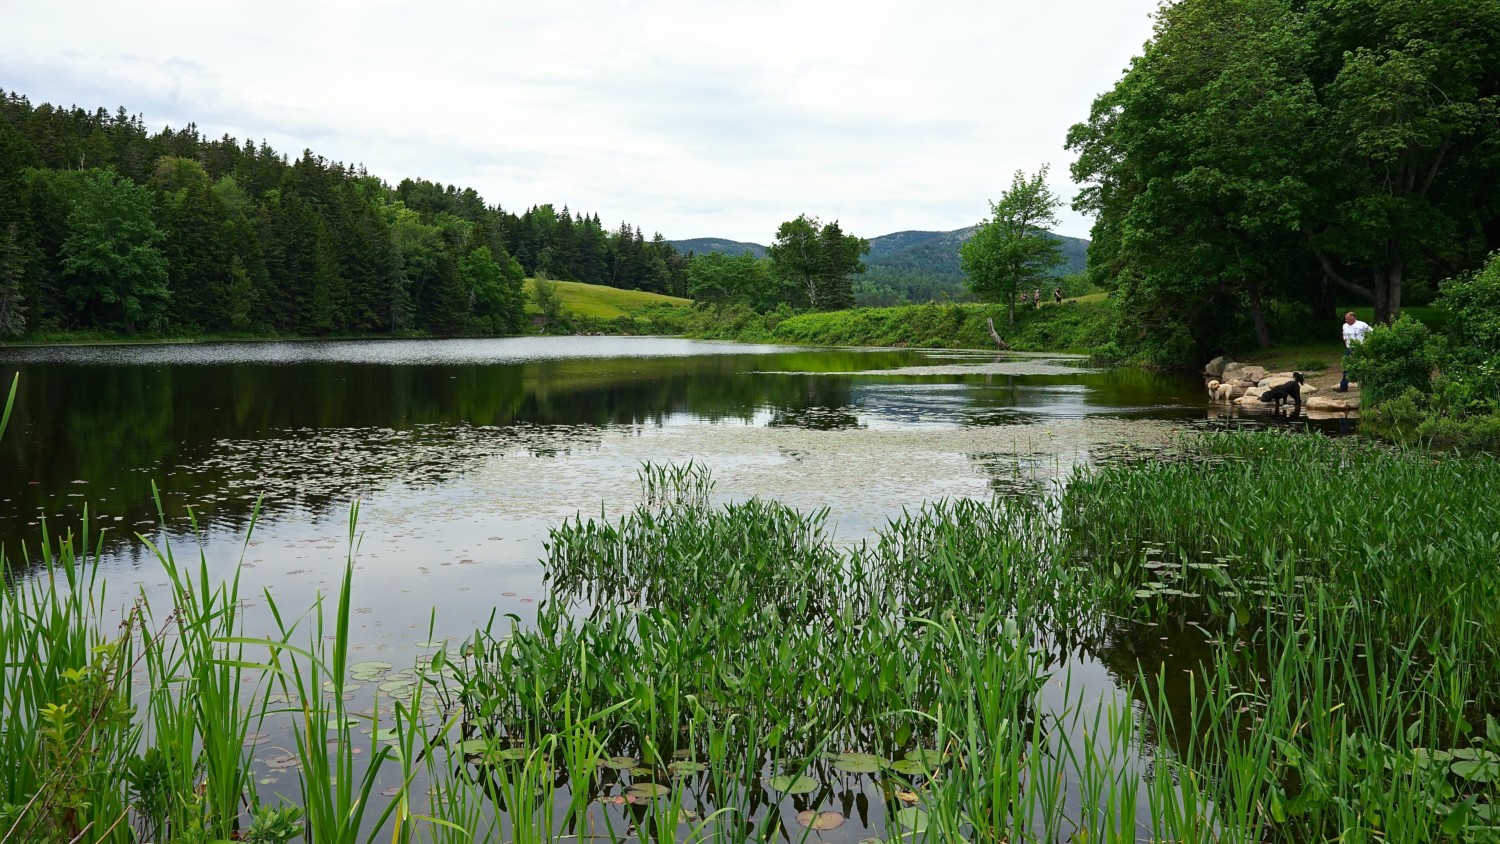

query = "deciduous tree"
[
  {"left": 56, "top": 168, "right": 169, "bottom": 332},
  {"left": 960, "top": 168, "right": 1064, "bottom": 326},
  {"left": 767, "top": 215, "right": 868, "bottom": 311}
]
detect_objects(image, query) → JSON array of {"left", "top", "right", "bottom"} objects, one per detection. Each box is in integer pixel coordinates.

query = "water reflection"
[{"left": 0, "top": 339, "right": 1205, "bottom": 560}]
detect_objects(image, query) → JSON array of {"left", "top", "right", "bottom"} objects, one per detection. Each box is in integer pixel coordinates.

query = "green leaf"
[{"left": 768, "top": 774, "right": 817, "bottom": 794}]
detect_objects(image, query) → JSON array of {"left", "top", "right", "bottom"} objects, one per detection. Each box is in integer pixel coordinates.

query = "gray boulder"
[{"left": 1307, "top": 395, "right": 1359, "bottom": 412}]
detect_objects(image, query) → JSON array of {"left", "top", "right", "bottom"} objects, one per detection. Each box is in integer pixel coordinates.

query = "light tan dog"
[{"left": 1207, "top": 379, "right": 1233, "bottom": 402}]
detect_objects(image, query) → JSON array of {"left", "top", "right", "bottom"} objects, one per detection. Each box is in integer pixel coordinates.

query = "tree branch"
[
  {"left": 1419, "top": 140, "right": 1452, "bottom": 198},
  {"left": 1304, "top": 233, "right": 1373, "bottom": 300},
  {"left": 1314, "top": 244, "right": 1374, "bottom": 299}
]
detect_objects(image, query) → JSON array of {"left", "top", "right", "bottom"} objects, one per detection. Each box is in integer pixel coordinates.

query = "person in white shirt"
[{"left": 1339, "top": 312, "right": 1372, "bottom": 392}]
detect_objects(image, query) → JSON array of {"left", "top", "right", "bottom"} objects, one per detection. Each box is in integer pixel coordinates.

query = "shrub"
[
  {"left": 1437, "top": 251, "right": 1500, "bottom": 363},
  {"left": 1346, "top": 315, "right": 1433, "bottom": 405}
]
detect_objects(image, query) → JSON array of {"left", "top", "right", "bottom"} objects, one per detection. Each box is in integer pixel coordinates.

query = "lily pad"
[
  {"left": 373, "top": 728, "right": 400, "bottom": 742},
  {"left": 888, "top": 759, "right": 929, "bottom": 775},
  {"left": 903, "top": 749, "right": 947, "bottom": 766},
  {"left": 601, "top": 756, "right": 638, "bottom": 770},
  {"left": 1412, "top": 748, "right": 1454, "bottom": 766},
  {"left": 1452, "top": 760, "right": 1499, "bottom": 782},
  {"left": 894, "top": 807, "right": 929, "bottom": 833},
  {"left": 669, "top": 760, "right": 707, "bottom": 775},
  {"left": 628, "top": 782, "right": 670, "bottom": 798},
  {"left": 456, "top": 738, "right": 493, "bottom": 755},
  {"left": 349, "top": 661, "right": 393, "bottom": 673},
  {"left": 796, "top": 810, "right": 845, "bottom": 830},
  {"left": 378, "top": 680, "right": 416, "bottom": 694},
  {"left": 831, "top": 752, "right": 886, "bottom": 773},
  {"left": 483, "top": 747, "right": 531, "bottom": 763},
  {"left": 768, "top": 774, "right": 818, "bottom": 794}
]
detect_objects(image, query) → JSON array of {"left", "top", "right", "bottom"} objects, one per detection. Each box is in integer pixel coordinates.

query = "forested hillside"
[
  {"left": 670, "top": 227, "right": 1088, "bottom": 306},
  {"left": 0, "top": 89, "right": 690, "bottom": 339}
]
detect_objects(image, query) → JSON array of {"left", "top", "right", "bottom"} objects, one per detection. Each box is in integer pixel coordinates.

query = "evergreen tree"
[
  {"left": 0, "top": 223, "right": 27, "bottom": 337},
  {"left": 152, "top": 156, "right": 232, "bottom": 329}
]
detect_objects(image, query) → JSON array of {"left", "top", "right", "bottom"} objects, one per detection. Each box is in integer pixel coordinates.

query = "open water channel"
[{"left": 0, "top": 336, "right": 1352, "bottom": 840}]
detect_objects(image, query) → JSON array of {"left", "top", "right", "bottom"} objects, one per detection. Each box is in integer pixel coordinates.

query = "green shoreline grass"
[
  {"left": 679, "top": 296, "right": 1114, "bottom": 355},
  {"left": 523, "top": 279, "right": 692, "bottom": 319}
]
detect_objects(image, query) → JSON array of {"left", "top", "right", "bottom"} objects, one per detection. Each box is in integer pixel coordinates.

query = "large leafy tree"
[
  {"left": 460, "top": 244, "right": 526, "bottom": 334},
  {"left": 1301, "top": 0, "right": 1500, "bottom": 322},
  {"left": 767, "top": 215, "right": 868, "bottom": 311},
  {"left": 1070, "top": 0, "right": 1500, "bottom": 361},
  {"left": 960, "top": 168, "right": 1064, "bottom": 326},
  {"left": 686, "top": 251, "right": 775, "bottom": 308},
  {"left": 55, "top": 168, "right": 170, "bottom": 332},
  {"left": 1069, "top": 0, "right": 1318, "bottom": 350}
]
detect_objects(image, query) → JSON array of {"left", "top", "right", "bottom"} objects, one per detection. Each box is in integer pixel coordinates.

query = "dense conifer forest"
[{"left": 0, "top": 89, "right": 691, "bottom": 338}]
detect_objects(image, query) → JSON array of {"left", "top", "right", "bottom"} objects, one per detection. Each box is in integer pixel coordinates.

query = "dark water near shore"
[{"left": 0, "top": 336, "right": 1352, "bottom": 839}]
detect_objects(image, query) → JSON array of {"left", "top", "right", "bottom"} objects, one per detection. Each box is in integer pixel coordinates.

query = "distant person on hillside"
[
  {"left": 1034, "top": 289, "right": 1043, "bottom": 309},
  {"left": 1338, "top": 311, "right": 1372, "bottom": 392},
  {"left": 1054, "top": 286, "right": 1063, "bottom": 304}
]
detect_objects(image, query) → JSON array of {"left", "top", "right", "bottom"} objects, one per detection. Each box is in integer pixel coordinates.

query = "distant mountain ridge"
[
  {"left": 669, "top": 227, "right": 1088, "bottom": 278},
  {"left": 669, "top": 237, "right": 769, "bottom": 259}
]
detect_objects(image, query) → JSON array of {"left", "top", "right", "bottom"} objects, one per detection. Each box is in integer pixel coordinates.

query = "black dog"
[{"left": 1258, "top": 372, "right": 1306, "bottom": 414}]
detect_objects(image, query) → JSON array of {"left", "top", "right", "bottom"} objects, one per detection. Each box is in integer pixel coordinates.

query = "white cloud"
[{"left": 0, "top": 0, "right": 1158, "bottom": 242}]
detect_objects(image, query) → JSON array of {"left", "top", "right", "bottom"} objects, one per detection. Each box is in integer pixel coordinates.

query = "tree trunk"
[
  {"left": 1007, "top": 293, "right": 1015, "bottom": 327},
  {"left": 1315, "top": 276, "right": 1337, "bottom": 323},
  {"left": 985, "top": 317, "right": 1009, "bottom": 350},
  {"left": 1385, "top": 262, "right": 1403, "bottom": 322},
  {"left": 1245, "top": 279, "right": 1273, "bottom": 349},
  {"left": 1370, "top": 261, "right": 1404, "bottom": 324}
]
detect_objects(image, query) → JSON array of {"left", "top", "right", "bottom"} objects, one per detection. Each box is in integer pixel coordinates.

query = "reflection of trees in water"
[
  {"left": 966, "top": 451, "right": 1053, "bottom": 499},
  {"left": 0, "top": 354, "right": 872, "bottom": 562},
  {"left": 765, "top": 376, "right": 861, "bottom": 431},
  {"left": 1082, "top": 602, "right": 1274, "bottom": 781}
]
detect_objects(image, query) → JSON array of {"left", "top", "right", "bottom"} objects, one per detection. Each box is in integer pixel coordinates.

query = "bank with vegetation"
[
  {"left": 673, "top": 295, "right": 1111, "bottom": 355},
  {"left": 1345, "top": 251, "right": 1500, "bottom": 451}
]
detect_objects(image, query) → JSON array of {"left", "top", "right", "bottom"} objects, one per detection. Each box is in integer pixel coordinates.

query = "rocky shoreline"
[{"left": 1205, "top": 356, "right": 1361, "bottom": 414}]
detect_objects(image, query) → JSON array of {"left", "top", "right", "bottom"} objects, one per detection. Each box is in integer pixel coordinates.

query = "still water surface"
[{"left": 0, "top": 336, "right": 1341, "bottom": 838}]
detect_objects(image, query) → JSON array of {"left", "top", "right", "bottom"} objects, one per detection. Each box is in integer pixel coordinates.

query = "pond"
[{"left": 0, "top": 336, "right": 1358, "bottom": 842}]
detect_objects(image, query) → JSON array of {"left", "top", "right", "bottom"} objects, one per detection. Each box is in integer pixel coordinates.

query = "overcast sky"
[{"left": 0, "top": 0, "right": 1160, "bottom": 243}]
